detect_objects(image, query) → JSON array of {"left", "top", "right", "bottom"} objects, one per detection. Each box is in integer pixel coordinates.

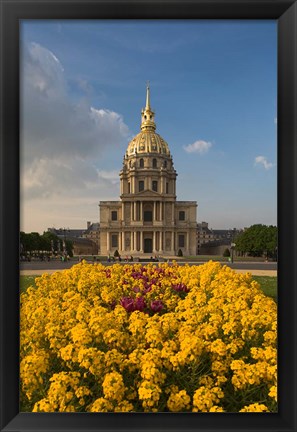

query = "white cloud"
[
  {"left": 254, "top": 156, "right": 275, "bottom": 170},
  {"left": 21, "top": 43, "right": 129, "bottom": 164},
  {"left": 98, "top": 170, "right": 120, "bottom": 184},
  {"left": 274, "top": 117, "right": 277, "bottom": 125},
  {"left": 20, "top": 41, "right": 130, "bottom": 232},
  {"left": 183, "top": 140, "right": 212, "bottom": 154},
  {"left": 21, "top": 42, "right": 130, "bottom": 200}
]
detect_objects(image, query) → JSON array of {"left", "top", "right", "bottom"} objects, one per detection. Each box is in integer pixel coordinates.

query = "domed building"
[{"left": 99, "top": 85, "right": 197, "bottom": 256}]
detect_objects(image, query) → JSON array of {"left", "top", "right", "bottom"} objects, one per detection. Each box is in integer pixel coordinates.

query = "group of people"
[{"left": 107, "top": 254, "right": 134, "bottom": 262}]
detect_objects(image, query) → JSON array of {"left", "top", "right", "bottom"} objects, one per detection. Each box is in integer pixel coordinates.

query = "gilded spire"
[
  {"left": 141, "top": 82, "right": 156, "bottom": 131},
  {"left": 145, "top": 81, "right": 150, "bottom": 109}
]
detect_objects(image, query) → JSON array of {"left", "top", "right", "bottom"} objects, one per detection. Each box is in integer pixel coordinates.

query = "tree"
[
  {"left": 20, "top": 231, "right": 73, "bottom": 256},
  {"left": 223, "top": 248, "right": 230, "bottom": 257},
  {"left": 235, "top": 224, "right": 277, "bottom": 258}
]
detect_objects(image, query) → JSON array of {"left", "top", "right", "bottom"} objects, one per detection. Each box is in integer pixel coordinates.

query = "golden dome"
[
  {"left": 127, "top": 130, "right": 170, "bottom": 155},
  {"left": 126, "top": 84, "right": 170, "bottom": 156}
]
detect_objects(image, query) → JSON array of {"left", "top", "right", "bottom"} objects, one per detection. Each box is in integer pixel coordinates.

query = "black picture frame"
[{"left": 0, "top": 1, "right": 296, "bottom": 431}]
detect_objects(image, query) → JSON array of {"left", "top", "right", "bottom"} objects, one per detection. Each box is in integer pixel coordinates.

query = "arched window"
[
  {"left": 140, "top": 158, "right": 144, "bottom": 168},
  {"left": 152, "top": 158, "right": 157, "bottom": 168}
]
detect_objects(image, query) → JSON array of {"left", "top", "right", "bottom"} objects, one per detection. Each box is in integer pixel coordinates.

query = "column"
[
  {"left": 153, "top": 231, "right": 156, "bottom": 252},
  {"left": 140, "top": 202, "right": 143, "bottom": 221},
  {"left": 134, "top": 202, "right": 137, "bottom": 221},
  {"left": 132, "top": 175, "right": 136, "bottom": 194},
  {"left": 172, "top": 203, "right": 175, "bottom": 223},
  {"left": 121, "top": 203, "right": 124, "bottom": 222},
  {"left": 153, "top": 202, "right": 156, "bottom": 221},
  {"left": 106, "top": 232, "right": 110, "bottom": 252},
  {"left": 122, "top": 232, "right": 125, "bottom": 252},
  {"left": 171, "top": 231, "right": 175, "bottom": 254},
  {"left": 159, "top": 231, "right": 163, "bottom": 252},
  {"left": 140, "top": 231, "right": 144, "bottom": 252},
  {"left": 160, "top": 202, "right": 162, "bottom": 221},
  {"left": 130, "top": 202, "right": 133, "bottom": 222}
]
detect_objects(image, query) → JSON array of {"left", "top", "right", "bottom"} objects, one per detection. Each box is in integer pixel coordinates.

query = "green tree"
[
  {"left": 223, "top": 248, "right": 230, "bottom": 257},
  {"left": 235, "top": 224, "right": 277, "bottom": 258}
]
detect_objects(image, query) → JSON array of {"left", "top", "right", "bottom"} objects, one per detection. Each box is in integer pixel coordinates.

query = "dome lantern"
[
  {"left": 141, "top": 83, "right": 156, "bottom": 132},
  {"left": 126, "top": 84, "right": 170, "bottom": 156}
]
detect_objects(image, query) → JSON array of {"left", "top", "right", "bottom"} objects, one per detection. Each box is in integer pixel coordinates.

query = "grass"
[
  {"left": 20, "top": 274, "right": 277, "bottom": 302},
  {"left": 180, "top": 255, "right": 271, "bottom": 262},
  {"left": 252, "top": 276, "right": 278, "bottom": 302},
  {"left": 20, "top": 275, "right": 38, "bottom": 294}
]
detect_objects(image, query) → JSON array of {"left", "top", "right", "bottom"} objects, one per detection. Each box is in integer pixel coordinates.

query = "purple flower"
[
  {"left": 133, "top": 286, "right": 140, "bottom": 293},
  {"left": 171, "top": 283, "right": 189, "bottom": 293},
  {"left": 120, "top": 296, "right": 146, "bottom": 313},
  {"left": 150, "top": 300, "right": 164, "bottom": 312},
  {"left": 120, "top": 297, "right": 135, "bottom": 312},
  {"left": 143, "top": 282, "right": 152, "bottom": 293},
  {"left": 134, "top": 296, "right": 146, "bottom": 312}
]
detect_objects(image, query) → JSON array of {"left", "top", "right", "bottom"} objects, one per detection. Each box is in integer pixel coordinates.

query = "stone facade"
[{"left": 99, "top": 86, "right": 197, "bottom": 257}]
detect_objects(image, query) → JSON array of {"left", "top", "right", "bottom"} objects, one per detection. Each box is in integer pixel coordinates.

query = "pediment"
[{"left": 134, "top": 189, "right": 161, "bottom": 197}]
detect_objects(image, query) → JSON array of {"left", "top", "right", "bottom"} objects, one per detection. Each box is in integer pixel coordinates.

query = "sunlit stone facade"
[{"left": 99, "top": 86, "right": 197, "bottom": 256}]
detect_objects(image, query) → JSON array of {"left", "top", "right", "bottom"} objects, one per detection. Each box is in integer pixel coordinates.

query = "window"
[
  {"left": 152, "top": 158, "right": 157, "bottom": 168},
  {"left": 178, "top": 235, "right": 185, "bottom": 248},
  {"left": 144, "top": 211, "right": 153, "bottom": 222},
  {"left": 111, "top": 234, "right": 118, "bottom": 248},
  {"left": 166, "top": 182, "right": 169, "bottom": 194},
  {"left": 111, "top": 211, "right": 117, "bottom": 221},
  {"left": 163, "top": 160, "right": 167, "bottom": 168},
  {"left": 140, "top": 158, "right": 144, "bottom": 168},
  {"left": 139, "top": 181, "right": 144, "bottom": 192},
  {"left": 152, "top": 181, "right": 158, "bottom": 192},
  {"left": 179, "top": 211, "right": 185, "bottom": 221}
]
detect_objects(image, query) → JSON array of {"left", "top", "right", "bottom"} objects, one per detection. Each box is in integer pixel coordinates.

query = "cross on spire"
[{"left": 146, "top": 81, "right": 151, "bottom": 109}]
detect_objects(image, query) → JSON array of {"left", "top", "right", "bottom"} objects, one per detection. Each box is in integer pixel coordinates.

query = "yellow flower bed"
[{"left": 20, "top": 261, "right": 277, "bottom": 412}]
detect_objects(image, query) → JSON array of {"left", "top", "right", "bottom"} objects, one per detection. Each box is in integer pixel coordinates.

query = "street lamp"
[
  {"left": 60, "top": 228, "right": 70, "bottom": 256},
  {"left": 230, "top": 243, "right": 236, "bottom": 263}
]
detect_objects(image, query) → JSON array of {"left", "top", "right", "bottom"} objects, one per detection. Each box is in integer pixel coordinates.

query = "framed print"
[{"left": 0, "top": 0, "right": 296, "bottom": 431}]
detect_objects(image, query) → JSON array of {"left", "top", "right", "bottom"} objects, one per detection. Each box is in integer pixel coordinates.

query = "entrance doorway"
[{"left": 144, "top": 238, "right": 153, "bottom": 253}]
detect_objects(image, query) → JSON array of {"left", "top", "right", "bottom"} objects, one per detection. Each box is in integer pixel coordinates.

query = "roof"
[
  {"left": 85, "top": 223, "right": 99, "bottom": 232},
  {"left": 48, "top": 228, "right": 85, "bottom": 238},
  {"left": 126, "top": 86, "right": 170, "bottom": 156}
]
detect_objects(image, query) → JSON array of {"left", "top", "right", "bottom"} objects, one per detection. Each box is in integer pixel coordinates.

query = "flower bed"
[{"left": 20, "top": 261, "right": 277, "bottom": 412}]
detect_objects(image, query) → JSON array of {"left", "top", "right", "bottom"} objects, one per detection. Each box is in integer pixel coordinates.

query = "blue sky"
[{"left": 20, "top": 20, "right": 277, "bottom": 233}]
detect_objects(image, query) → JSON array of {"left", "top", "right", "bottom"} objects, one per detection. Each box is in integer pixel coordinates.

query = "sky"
[{"left": 20, "top": 20, "right": 277, "bottom": 233}]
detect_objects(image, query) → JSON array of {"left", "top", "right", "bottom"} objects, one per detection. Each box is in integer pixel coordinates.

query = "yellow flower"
[
  {"left": 20, "top": 261, "right": 277, "bottom": 413},
  {"left": 240, "top": 403, "right": 269, "bottom": 412},
  {"left": 167, "top": 389, "right": 191, "bottom": 412}
]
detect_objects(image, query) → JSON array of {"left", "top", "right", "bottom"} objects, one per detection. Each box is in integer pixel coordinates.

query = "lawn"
[
  {"left": 252, "top": 276, "right": 278, "bottom": 302},
  {"left": 20, "top": 273, "right": 277, "bottom": 301},
  {"left": 20, "top": 275, "right": 38, "bottom": 294}
]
